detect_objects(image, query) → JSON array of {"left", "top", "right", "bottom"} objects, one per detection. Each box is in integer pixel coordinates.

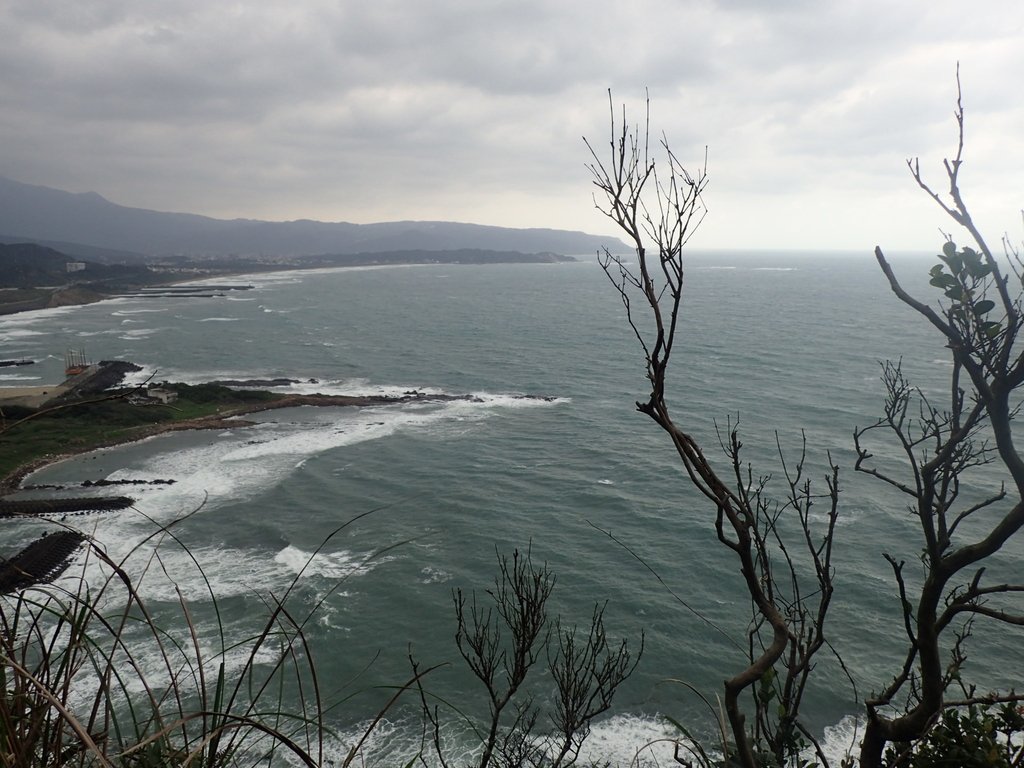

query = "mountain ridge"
[{"left": 0, "top": 175, "right": 623, "bottom": 259}]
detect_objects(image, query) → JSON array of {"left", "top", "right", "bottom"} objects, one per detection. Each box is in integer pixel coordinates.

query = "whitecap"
[
  {"left": 816, "top": 715, "right": 861, "bottom": 766},
  {"left": 419, "top": 566, "right": 452, "bottom": 584},
  {"left": 471, "top": 392, "right": 569, "bottom": 409},
  {"left": 579, "top": 714, "right": 682, "bottom": 767},
  {"left": 336, "top": 713, "right": 683, "bottom": 768},
  {"left": 274, "top": 544, "right": 378, "bottom": 581},
  {"left": 0, "top": 328, "right": 45, "bottom": 342}
]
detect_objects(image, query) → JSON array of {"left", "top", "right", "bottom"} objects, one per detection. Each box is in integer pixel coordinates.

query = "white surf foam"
[
  {"left": 327, "top": 710, "right": 859, "bottom": 768},
  {"left": 119, "top": 363, "right": 161, "bottom": 386},
  {"left": 95, "top": 429, "right": 301, "bottom": 520},
  {"left": 118, "top": 328, "right": 162, "bottom": 339},
  {"left": 150, "top": 392, "right": 560, "bottom": 488},
  {"left": 274, "top": 544, "right": 379, "bottom": 582},
  {"left": 0, "top": 328, "right": 45, "bottom": 342},
  {"left": 326, "top": 712, "right": 682, "bottom": 768},
  {"left": 216, "top": 405, "right": 477, "bottom": 463},
  {"left": 580, "top": 713, "right": 683, "bottom": 767},
  {"left": 59, "top": 599, "right": 289, "bottom": 709},
  {"left": 419, "top": 566, "right": 452, "bottom": 584},
  {"left": 27, "top": 391, "right": 567, "bottom": 630},
  {"left": 816, "top": 715, "right": 862, "bottom": 766},
  {"left": 0, "top": 306, "right": 76, "bottom": 328}
]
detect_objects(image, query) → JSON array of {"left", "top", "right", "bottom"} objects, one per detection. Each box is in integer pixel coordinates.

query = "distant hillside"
[
  {"left": 0, "top": 235, "right": 149, "bottom": 265},
  {"left": 0, "top": 176, "right": 624, "bottom": 258},
  {"left": 0, "top": 243, "right": 72, "bottom": 287},
  {"left": 0, "top": 243, "right": 151, "bottom": 289}
]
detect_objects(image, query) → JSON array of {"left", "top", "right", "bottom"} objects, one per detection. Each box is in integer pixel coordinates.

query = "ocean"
[{"left": 2, "top": 250, "right": 1022, "bottom": 765}]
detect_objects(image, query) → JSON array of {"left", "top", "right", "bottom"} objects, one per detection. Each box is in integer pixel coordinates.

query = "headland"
[{"left": 0, "top": 360, "right": 552, "bottom": 502}]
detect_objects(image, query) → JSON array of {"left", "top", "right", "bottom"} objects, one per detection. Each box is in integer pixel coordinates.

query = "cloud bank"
[{"left": 2, "top": 0, "right": 1022, "bottom": 250}]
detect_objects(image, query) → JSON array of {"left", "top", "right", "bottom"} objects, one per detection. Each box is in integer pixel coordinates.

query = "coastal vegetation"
[
  {"left": 0, "top": 383, "right": 281, "bottom": 487},
  {"left": 0, "top": 508, "right": 363, "bottom": 767}
]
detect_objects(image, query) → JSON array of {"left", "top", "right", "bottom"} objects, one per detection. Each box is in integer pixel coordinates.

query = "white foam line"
[
  {"left": 178, "top": 262, "right": 436, "bottom": 289},
  {"left": 0, "top": 305, "right": 78, "bottom": 326},
  {"left": 18, "top": 392, "right": 569, "bottom": 592},
  {"left": 281, "top": 378, "right": 451, "bottom": 397},
  {"left": 0, "top": 329, "right": 46, "bottom": 341},
  {"left": 332, "top": 712, "right": 683, "bottom": 768},
  {"left": 42, "top": 393, "right": 564, "bottom": 524}
]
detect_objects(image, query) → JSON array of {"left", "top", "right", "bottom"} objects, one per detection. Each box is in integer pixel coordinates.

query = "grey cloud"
[{"left": 2, "top": 0, "right": 1022, "bottom": 248}]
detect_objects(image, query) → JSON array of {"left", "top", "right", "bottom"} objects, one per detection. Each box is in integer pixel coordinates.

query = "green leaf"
[
  {"left": 961, "top": 247, "right": 982, "bottom": 269},
  {"left": 973, "top": 299, "right": 996, "bottom": 315},
  {"left": 943, "top": 241, "right": 958, "bottom": 258},
  {"left": 945, "top": 285, "right": 964, "bottom": 301},
  {"left": 930, "top": 264, "right": 946, "bottom": 277},
  {"left": 982, "top": 321, "right": 1002, "bottom": 338}
]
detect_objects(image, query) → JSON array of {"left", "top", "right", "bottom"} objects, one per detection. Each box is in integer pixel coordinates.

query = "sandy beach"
[{"left": 0, "top": 383, "right": 74, "bottom": 409}]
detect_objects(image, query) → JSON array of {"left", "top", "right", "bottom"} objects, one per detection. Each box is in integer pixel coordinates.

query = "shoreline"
[
  {"left": 0, "top": 256, "right": 579, "bottom": 318},
  {"left": 0, "top": 391, "right": 485, "bottom": 493}
]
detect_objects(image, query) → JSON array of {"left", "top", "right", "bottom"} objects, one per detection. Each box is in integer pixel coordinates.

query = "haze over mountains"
[{"left": 0, "top": 176, "right": 623, "bottom": 262}]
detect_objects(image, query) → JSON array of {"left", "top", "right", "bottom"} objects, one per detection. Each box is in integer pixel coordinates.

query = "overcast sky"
[{"left": 2, "top": 1, "right": 1022, "bottom": 251}]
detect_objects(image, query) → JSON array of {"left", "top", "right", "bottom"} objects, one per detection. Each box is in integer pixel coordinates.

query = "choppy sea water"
[{"left": 2, "top": 251, "right": 1022, "bottom": 764}]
